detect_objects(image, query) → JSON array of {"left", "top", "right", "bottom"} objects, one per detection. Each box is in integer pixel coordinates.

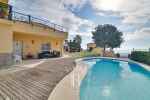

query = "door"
[{"left": 13, "top": 41, "right": 23, "bottom": 58}]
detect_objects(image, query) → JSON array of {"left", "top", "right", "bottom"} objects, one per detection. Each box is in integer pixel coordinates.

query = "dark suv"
[{"left": 38, "top": 51, "right": 60, "bottom": 59}]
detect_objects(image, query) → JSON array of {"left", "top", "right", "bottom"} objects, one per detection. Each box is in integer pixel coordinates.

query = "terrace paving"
[{"left": 0, "top": 58, "right": 75, "bottom": 100}]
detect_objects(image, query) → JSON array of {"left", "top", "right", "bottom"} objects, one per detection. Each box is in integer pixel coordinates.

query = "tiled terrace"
[{"left": 0, "top": 58, "right": 75, "bottom": 100}]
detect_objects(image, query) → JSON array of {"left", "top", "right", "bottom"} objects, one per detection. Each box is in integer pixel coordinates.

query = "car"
[{"left": 38, "top": 50, "right": 60, "bottom": 59}]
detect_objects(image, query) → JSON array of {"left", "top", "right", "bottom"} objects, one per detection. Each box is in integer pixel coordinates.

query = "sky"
[{"left": 9, "top": 0, "right": 150, "bottom": 52}]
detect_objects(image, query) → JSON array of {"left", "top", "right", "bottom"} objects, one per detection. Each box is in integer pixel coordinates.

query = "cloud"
[
  {"left": 90, "top": 0, "right": 150, "bottom": 28},
  {"left": 63, "top": 0, "right": 87, "bottom": 10},
  {"left": 116, "top": 27, "right": 150, "bottom": 50},
  {"left": 124, "top": 27, "right": 150, "bottom": 41},
  {"left": 91, "top": 0, "right": 124, "bottom": 11}
]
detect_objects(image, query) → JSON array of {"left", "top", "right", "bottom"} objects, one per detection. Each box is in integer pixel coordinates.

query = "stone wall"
[{"left": 0, "top": 53, "right": 13, "bottom": 66}]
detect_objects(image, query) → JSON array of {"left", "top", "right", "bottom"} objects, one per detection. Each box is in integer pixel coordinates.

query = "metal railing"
[{"left": 0, "top": 2, "right": 66, "bottom": 32}]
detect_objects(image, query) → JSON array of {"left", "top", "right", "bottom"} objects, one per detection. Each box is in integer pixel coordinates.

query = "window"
[{"left": 41, "top": 43, "right": 51, "bottom": 51}]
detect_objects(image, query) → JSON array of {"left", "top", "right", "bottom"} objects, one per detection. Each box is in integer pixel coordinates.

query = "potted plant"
[
  {"left": 0, "top": 2, "right": 8, "bottom": 18},
  {"left": 26, "top": 53, "right": 34, "bottom": 59}
]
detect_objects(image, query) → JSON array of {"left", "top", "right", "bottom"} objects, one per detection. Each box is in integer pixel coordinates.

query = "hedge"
[{"left": 130, "top": 51, "right": 150, "bottom": 65}]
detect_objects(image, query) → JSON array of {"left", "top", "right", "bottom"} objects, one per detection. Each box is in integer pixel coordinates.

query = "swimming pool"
[{"left": 80, "top": 58, "right": 150, "bottom": 100}]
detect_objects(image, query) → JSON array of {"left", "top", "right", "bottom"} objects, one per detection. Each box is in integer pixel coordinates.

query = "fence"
[{"left": 0, "top": 2, "right": 66, "bottom": 32}]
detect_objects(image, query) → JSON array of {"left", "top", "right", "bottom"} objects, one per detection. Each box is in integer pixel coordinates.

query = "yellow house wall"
[
  {"left": 0, "top": 8, "right": 67, "bottom": 64},
  {"left": 0, "top": 19, "right": 67, "bottom": 54},
  {"left": 0, "top": 0, "right": 8, "bottom": 3},
  {"left": 0, "top": 19, "right": 68, "bottom": 59},
  {"left": 13, "top": 33, "right": 64, "bottom": 58},
  {"left": 13, "top": 22, "right": 68, "bottom": 39},
  {"left": 0, "top": 19, "right": 13, "bottom": 53}
]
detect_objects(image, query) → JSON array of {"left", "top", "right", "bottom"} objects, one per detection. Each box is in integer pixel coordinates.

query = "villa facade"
[{"left": 0, "top": 0, "right": 68, "bottom": 65}]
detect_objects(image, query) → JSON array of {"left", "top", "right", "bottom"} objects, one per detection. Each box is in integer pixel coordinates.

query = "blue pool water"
[{"left": 80, "top": 58, "right": 150, "bottom": 100}]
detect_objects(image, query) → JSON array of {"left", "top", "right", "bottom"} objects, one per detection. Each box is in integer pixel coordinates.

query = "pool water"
[{"left": 80, "top": 58, "right": 150, "bottom": 100}]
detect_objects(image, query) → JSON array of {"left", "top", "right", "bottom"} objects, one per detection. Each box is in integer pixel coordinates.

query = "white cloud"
[
  {"left": 124, "top": 27, "right": 150, "bottom": 41},
  {"left": 91, "top": 0, "right": 124, "bottom": 11},
  {"left": 63, "top": 0, "right": 87, "bottom": 10},
  {"left": 91, "top": 0, "right": 150, "bottom": 26}
]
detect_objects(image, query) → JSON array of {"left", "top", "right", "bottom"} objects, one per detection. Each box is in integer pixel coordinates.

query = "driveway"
[{"left": 0, "top": 58, "right": 75, "bottom": 100}]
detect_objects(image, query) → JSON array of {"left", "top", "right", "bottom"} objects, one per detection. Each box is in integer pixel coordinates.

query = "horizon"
[{"left": 9, "top": 0, "right": 150, "bottom": 51}]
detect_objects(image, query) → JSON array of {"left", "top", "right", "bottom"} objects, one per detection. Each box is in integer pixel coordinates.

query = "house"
[
  {"left": 87, "top": 43, "right": 96, "bottom": 51},
  {"left": 0, "top": 0, "right": 68, "bottom": 65}
]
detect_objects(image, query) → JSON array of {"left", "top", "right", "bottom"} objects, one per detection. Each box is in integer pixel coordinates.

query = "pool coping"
[
  {"left": 48, "top": 58, "right": 89, "bottom": 100},
  {"left": 83, "top": 57, "right": 150, "bottom": 72},
  {"left": 48, "top": 57, "right": 150, "bottom": 100}
]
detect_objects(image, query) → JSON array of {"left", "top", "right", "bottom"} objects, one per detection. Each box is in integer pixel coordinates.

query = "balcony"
[{"left": 0, "top": 2, "right": 66, "bottom": 32}]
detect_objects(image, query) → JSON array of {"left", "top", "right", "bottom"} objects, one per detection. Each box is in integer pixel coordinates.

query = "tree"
[
  {"left": 74, "top": 35, "right": 82, "bottom": 45},
  {"left": 68, "top": 35, "right": 82, "bottom": 52},
  {"left": 92, "top": 24, "right": 123, "bottom": 56}
]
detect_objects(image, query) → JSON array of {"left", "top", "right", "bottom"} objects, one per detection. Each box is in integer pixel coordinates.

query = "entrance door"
[{"left": 13, "top": 41, "right": 23, "bottom": 59}]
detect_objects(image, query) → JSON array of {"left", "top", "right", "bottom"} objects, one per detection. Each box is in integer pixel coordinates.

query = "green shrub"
[
  {"left": 130, "top": 51, "right": 150, "bottom": 65},
  {"left": 116, "top": 53, "right": 120, "bottom": 58}
]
